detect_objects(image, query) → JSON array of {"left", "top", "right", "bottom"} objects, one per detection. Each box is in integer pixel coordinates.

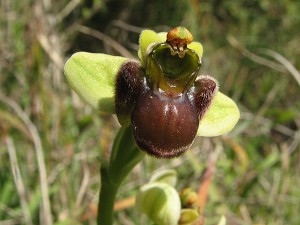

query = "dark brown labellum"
[
  {"left": 115, "top": 63, "right": 218, "bottom": 158},
  {"left": 131, "top": 89, "right": 199, "bottom": 158},
  {"left": 115, "top": 37, "right": 218, "bottom": 158}
]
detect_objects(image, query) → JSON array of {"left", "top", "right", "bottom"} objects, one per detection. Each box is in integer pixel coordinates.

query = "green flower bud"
[
  {"left": 149, "top": 169, "right": 177, "bottom": 186},
  {"left": 180, "top": 188, "right": 198, "bottom": 208},
  {"left": 179, "top": 208, "right": 199, "bottom": 225},
  {"left": 136, "top": 182, "right": 181, "bottom": 225}
]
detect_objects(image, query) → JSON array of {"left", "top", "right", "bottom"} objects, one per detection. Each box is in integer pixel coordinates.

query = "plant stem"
[
  {"left": 97, "top": 126, "right": 145, "bottom": 225},
  {"left": 97, "top": 166, "right": 119, "bottom": 225}
]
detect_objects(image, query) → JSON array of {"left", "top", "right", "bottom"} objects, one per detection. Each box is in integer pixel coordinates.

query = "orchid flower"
[{"left": 64, "top": 26, "right": 239, "bottom": 158}]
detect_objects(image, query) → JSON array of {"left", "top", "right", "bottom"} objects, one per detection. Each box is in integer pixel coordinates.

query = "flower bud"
[
  {"left": 149, "top": 169, "right": 177, "bottom": 186},
  {"left": 180, "top": 188, "right": 198, "bottom": 207},
  {"left": 178, "top": 209, "right": 199, "bottom": 225},
  {"left": 136, "top": 182, "right": 181, "bottom": 225}
]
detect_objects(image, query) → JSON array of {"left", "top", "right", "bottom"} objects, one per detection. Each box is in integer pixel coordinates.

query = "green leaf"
[
  {"left": 64, "top": 52, "right": 128, "bottom": 113},
  {"left": 197, "top": 92, "right": 240, "bottom": 137}
]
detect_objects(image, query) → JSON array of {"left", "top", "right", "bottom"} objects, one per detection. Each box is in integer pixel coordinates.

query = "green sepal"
[
  {"left": 197, "top": 92, "right": 240, "bottom": 137},
  {"left": 138, "top": 30, "right": 163, "bottom": 65},
  {"left": 64, "top": 52, "right": 128, "bottom": 113},
  {"left": 157, "top": 32, "right": 167, "bottom": 41},
  {"left": 188, "top": 42, "right": 203, "bottom": 59}
]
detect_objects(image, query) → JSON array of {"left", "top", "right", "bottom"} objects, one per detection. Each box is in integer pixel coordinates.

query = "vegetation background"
[{"left": 0, "top": 0, "right": 299, "bottom": 224}]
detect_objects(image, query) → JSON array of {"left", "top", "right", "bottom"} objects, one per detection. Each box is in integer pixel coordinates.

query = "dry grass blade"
[
  {"left": 76, "top": 25, "right": 134, "bottom": 58},
  {"left": 259, "top": 49, "right": 300, "bottom": 87},
  {"left": 114, "top": 196, "right": 135, "bottom": 211},
  {"left": 37, "top": 34, "right": 64, "bottom": 70},
  {"left": 34, "top": 1, "right": 64, "bottom": 89},
  {"left": 0, "top": 94, "right": 53, "bottom": 225},
  {"left": 75, "top": 154, "right": 90, "bottom": 208},
  {"left": 0, "top": 110, "right": 32, "bottom": 140},
  {"left": 80, "top": 196, "right": 136, "bottom": 222},
  {"left": 241, "top": 112, "right": 295, "bottom": 138},
  {"left": 288, "top": 131, "right": 300, "bottom": 155},
  {"left": 0, "top": 219, "right": 20, "bottom": 225},
  {"left": 56, "top": 0, "right": 82, "bottom": 23},
  {"left": 223, "top": 137, "right": 249, "bottom": 173},
  {"left": 4, "top": 136, "right": 33, "bottom": 225},
  {"left": 227, "top": 35, "right": 286, "bottom": 73},
  {"left": 197, "top": 145, "right": 221, "bottom": 213},
  {"left": 109, "top": 20, "right": 144, "bottom": 33}
]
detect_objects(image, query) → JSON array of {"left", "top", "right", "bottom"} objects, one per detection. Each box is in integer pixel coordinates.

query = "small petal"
[
  {"left": 188, "top": 42, "right": 203, "bottom": 58},
  {"left": 64, "top": 52, "right": 127, "bottom": 113},
  {"left": 197, "top": 92, "right": 240, "bottom": 137},
  {"left": 157, "top": 32, "right": 168, "bottom": 41},
  {"left": 138, "top": 30, "right": 163, "bottom": 64}
]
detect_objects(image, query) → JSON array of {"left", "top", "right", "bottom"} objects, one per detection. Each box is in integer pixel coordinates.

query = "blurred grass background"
[{"left": 0, "top": 0, "right": 300, "bottom": 224}]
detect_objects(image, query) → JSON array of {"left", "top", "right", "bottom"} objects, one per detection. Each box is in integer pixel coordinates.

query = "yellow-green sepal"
[
  {"left": 197, "top": 92, "right": 240, "bottom": 137},
  {"left": 188, "top": 42, "right": 203, "bottom": 59},
  {"left": 64, "top": 52, "right": 127, "bottom": 113},
  {"left": 157, "top": 32, "right": 167, "bottom": 41},
  {"left": 138, "top": 30, "right": 163, "bottom": 65}
]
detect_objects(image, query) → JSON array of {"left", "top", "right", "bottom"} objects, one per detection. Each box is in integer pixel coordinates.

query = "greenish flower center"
[{"left": 146, "top": 43, "right": 201, "bottom": 95}]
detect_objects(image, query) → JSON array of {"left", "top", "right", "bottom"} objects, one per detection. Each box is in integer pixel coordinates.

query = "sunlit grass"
[{"left": 0, "top": 0, "right": 299, "bottom": 225}]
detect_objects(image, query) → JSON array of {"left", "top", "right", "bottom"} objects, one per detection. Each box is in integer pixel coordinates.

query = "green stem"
[
  {"left": 97, "top": 166, "right": 119, "bottom": 225},
  {"left": 97, "top": 126, "right": 145, "bottom": 225}
]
